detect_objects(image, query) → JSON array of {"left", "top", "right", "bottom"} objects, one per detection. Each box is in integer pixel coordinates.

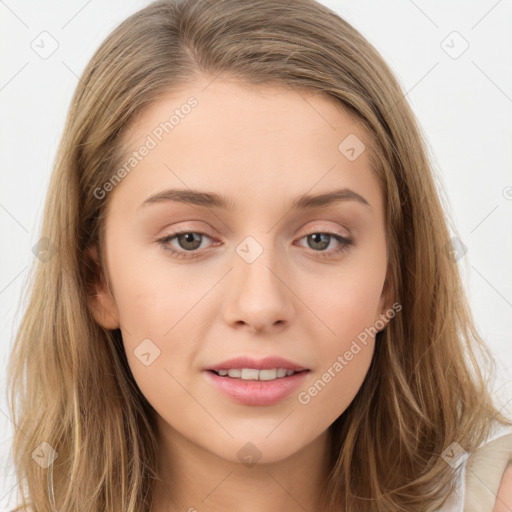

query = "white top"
[{"left": 436, "top": 423, "right": 512, "bottom": 511}]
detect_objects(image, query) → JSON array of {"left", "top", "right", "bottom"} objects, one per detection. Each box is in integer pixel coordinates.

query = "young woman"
[{"left": 7, "top": 0, "right": 512, "bottom": 510}]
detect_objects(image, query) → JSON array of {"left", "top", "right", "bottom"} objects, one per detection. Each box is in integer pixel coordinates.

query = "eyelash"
[{"left": 156, "top": 230, "right": 353, "bottom": 260}]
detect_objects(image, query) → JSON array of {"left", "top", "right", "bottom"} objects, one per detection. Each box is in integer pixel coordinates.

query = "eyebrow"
[{"left": 138, "top": 187, "right": 371, "bottom": 211}]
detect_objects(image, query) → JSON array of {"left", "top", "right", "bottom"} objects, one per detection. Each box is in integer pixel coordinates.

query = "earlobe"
[{"left": 85, "top": 245, "right": 120, "bottom": 330}]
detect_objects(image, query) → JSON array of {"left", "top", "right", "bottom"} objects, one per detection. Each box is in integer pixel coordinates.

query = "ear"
[{"left": 85, "top": 245, "right": 120, "bottom": 330}]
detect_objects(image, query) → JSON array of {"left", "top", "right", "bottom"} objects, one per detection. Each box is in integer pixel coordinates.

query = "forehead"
[
  {"left": 122, "top": 75, "right": 372, "bottom": 157},
  {"left": 109, "top": 76, "right": 382, "bottom": 216}
]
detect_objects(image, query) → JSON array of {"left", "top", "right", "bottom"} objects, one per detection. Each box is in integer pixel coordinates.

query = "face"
[{"left": 88, "top": 76, "right": 392, "bottom": 467}]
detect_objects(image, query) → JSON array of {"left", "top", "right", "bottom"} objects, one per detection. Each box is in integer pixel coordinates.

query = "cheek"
[
  {"left": 300, "top": 342, "right": 374, "bottom": 426},
  {"left": 320, "top": 284, "right": 382, "bottom": 346},
  {"left": 296, "top": 258, "right": 384, "bottom": 413},
  {"left": 106, "top": 243, "right": 211, "bottom": 371},
  {"left": 304, "top": 262, "right": 385, "bottom": 344},
  {"left": 298, "top": 275, "right": 380, "bottom": 417},
  {"left": 106, "top": 236, "right": 188, "bottom": 326}
]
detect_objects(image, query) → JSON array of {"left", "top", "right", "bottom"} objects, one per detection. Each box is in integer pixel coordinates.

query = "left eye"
[
  {"left": 296, "top": 232, "right": 349, "bottom": 252},
  {"left": 157, "top": 230, "right": 353, "bottom": 259},
  {"left": 161, "top": 231, "right": 208, "bottom": 252}
]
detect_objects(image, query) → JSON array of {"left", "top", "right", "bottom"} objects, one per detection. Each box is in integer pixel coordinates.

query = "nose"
[{"left": 221, "top": 238, "right": 295, "bottom": 333}]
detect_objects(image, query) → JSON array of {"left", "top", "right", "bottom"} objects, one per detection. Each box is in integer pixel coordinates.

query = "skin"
[
  {"left": 494, "top": 463, "right": 512, "bottom": 512},
  {"left": 88, "top": 75, "right": 393, "bottom": 512}
]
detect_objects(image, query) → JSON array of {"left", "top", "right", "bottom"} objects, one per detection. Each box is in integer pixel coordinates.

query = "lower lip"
[{"left": 204, "top": 370, "right": 310, "bottom": 406}]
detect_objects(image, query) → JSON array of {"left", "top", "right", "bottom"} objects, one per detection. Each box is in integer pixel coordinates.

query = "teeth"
[
  {"left": 215, "top": 368, "right": 300, "bottom": 380},
  {"left": 258, "top": 369, "right": 277, "bottom": 380},
  {"left": 241, "top": 368, "right": 259, "bottom": 380}
]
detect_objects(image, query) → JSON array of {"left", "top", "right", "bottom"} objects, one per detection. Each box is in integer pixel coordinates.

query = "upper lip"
[{"left": 205, "top": 356, "right": 308, "bottom": 372}]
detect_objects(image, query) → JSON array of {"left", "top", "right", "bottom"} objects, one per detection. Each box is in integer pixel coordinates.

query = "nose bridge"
[
  {"left": 234, "top": 232, "right": 282, "bottom": 291},
  {"left": 223, "top": 231, "right": 294, "bottom": 329}
]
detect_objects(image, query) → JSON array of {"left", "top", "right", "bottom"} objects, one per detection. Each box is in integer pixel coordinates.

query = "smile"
[{"left": 211, "top": 368, "right": 305, "bottom": 380}]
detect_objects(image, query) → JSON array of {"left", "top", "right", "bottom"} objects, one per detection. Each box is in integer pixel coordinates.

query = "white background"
[{"left": 1, "top": 0, "right": 511, "bottom": 507}]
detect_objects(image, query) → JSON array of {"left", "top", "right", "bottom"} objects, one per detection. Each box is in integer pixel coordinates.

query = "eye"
[
  {"left": 156, "top": 230, "right": 353, "bottom": 260},
  {"left": 157, "top": 231, "right": 215, "bottom": 260},
  {"left": 296, "top": 232, "right": 353, "bottom": 258}
]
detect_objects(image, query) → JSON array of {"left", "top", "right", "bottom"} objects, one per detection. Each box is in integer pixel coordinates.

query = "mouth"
[
  {"left": 204, "top": 368, "right": 311, "bottom": 406},
  {"left": 207, "top": 368, "right": 310, "bottom": 381}
]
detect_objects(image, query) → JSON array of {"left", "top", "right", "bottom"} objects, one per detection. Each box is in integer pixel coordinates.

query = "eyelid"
[
  {"left": 301, "top": 221, "right": 351, "bottom": 238},
  {"left": 156, "top": 221, "right": 351, "bottom": 242}
]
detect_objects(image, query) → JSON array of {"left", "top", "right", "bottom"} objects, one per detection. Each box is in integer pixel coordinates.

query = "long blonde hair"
[{"left": 7, "top": 0, "right": 510, "bottom": 510}]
